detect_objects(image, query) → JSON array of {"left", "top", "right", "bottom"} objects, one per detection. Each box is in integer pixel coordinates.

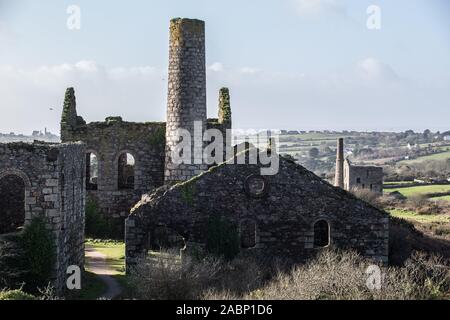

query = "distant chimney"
[{"left": 335, "top": 138, "right": 344, "bottom": 188}]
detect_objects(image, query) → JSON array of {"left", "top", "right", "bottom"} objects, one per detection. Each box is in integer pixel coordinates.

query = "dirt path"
[{"left": 85, "top": 247, "right": 123, "bottom": 299}]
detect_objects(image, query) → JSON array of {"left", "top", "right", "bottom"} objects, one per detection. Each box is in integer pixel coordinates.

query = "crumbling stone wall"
[
  {"left": 344, "top": 159, "right": 383, "bottom": 194},
  {"left": 61, "top": 89, "right": 166, "bottom": 236},
  {"left": 126, "top": 149, "right": 389, "bottom": 271},
  {"left": 0, "top": 141, "right": 86, "bottom": 293}
]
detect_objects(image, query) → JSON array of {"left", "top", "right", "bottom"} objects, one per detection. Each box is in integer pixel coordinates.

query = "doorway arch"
[{"left": 0, "top": 169, "right": 31, "bottom": 234}]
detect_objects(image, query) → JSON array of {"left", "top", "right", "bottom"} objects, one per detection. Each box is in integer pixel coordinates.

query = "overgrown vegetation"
[
  {"left": 180, "top": 183, "right": 196, "bottom": 205},
  {"left": 20, "top": 217, "right": 56, "bottom": 290},
  {"left": 205, "top": 215, "right": 240, "bottom": 261},
  {"left": 0, "top": 217, "right": 56, "bottom": 294},
  {"left": 85, "top": 197, "right": 115, "bottom": 239},
  {"left": 0, "top": 289, "right": 36, "bottom": 300},
  {"left": 0, "top": 233, "right": 27, "bottom": 289},
  {"left": 128, "top": 249, "right": 449, "bottom": 300}
]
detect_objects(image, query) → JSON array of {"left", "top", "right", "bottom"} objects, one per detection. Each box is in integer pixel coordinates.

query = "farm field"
[
  {"left": 399, "top": 150, "right": 450, "bottom": 164},
  {"left": 433, "top": 195, "right": 450, "bottom": 202},
  {"left": 389, "top": 209, "right": 450, "bottom": 224},
  {"left": 384, "top": 181, "right": 415, "bottom": 185},
  {"left": 386, "top": 184, "right": 450, "bottom": 198}
]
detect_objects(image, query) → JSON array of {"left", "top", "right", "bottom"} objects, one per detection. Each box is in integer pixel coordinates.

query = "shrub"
[
  {"left": 85, "top": 197, "right": 113, "bottom": 238},
  {"left": 351, "top": 189, "right": 383, "bottom": 209},
  {"left": 20, "top": 217, "right": 56, "bottom": 290},
  {"left": 0, "top": 289, "right": 36, "bottom": 300},
  {"left": 0, "top": 233, "right": 28, "bottom": 289},
  {"left": 205, "top": 215, "right": 240, "bottom": 261},
  {"left": 240, "top": 250, "right": 449, "bottom": 300},
  {"left": 128, "top": 250, "right": 266, "bottom": 300},
  {"left": 127, "top": 249, "right": 449, "bottom": 300}
]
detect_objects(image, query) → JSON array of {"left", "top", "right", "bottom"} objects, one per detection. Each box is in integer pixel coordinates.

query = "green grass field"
[
  {"left": 399, "top": 150, "right": 450, "bottom": 164},
  {"left": 389, "top": 209, "right": 450, "bottom": 224},
  {"left": 386, "top": 184, "right": 450, "bottom": 198},
  {"left": 85, "top": 239, "right": 125, "bottom": 275},
  {"left": 433, "top": 195, "right": 450, "bottom": 202},
  {"left": 384, "top": 181, "right": 415, "bottom": 185}
]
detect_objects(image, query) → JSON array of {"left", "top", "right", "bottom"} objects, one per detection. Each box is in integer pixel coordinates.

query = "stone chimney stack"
[
  {"left": 218, "top": 87, "right": 231, "bottom": 127},
  {"left": 335, "top": 138, "right": 344, "bottom": 188},
  {"left": 60, "top": 87, "right": 78, "bottom": 140},
  {"left": 165, "top": 18, "right": 208, "bottom": 183}
]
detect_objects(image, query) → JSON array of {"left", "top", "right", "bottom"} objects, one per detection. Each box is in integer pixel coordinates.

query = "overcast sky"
[{"left": 0, "top": 0, "right": 449, "bottom": 135}]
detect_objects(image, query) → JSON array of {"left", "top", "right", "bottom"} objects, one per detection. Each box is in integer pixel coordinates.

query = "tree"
[{"left": 309, "top": 147, "right": 320, "bottom": 158}]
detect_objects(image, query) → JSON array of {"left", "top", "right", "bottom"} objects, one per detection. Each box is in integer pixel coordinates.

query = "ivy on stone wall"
[{"left": 205, "top": 214, "right": 240, "bottom": 261}]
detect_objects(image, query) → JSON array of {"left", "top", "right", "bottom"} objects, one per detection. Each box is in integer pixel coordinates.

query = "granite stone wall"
[
  {"left": 0, "top": 141, "right": 86, "bottom": 293},
  {"left": 62, "top": 116, "right": 166, "bottom": 236},
  {"left": 126, "top": 148, "right": 389, "bottom": 271},
  {"left": 61, "top": 87, "right": 166, "bottom": 236},
  {"left": 165, "top": 18, "right": 208, "bottom": 182}
]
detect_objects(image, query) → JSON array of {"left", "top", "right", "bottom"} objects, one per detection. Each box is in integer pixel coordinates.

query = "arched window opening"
[
  {"left": 240, "top": 220, "right": 257, "bottom": 248},
  {"left": 0, "top": 175, "right": 25, "bottom": 234},
  {"left": 313, "top": 220, "right": 330, "bottom": 248},
  {"left": 118, "top": 153, "right": 135, "bottom": 190},
  {"left": 148, "top": 226, "right": 185, "bottom": 251},
  {"left": 86, "top": 152, "right": 98, "bottom": 190}
]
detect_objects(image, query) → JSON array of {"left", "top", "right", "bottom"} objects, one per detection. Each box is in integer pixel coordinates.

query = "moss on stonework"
[
  {"left": 218, "top": 87, "right": 231, "bottom": 125},
  {"left": 181, "top": 183, "right": 196, "bottom": 205},
  {"left": 61, "top": 87, "right": 77, "bottom": 126},
  {"left": 170, "top": 18, "right": 204, "bottom": 44},
  {"left": 148, "top": 126, "right": 166, "bottom": 149}
]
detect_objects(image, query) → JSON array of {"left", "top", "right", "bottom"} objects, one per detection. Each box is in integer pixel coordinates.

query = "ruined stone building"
[
  {"left": 122, "top": 18, "right": 389, "bottom": 269},
  {"left": 60, "top": 18, "right": 232, "bottom": 236},
  {"left": 0, "top": 141, "right": 86, "bottom": 293},
  {"left": 0, "top": 16, "right": 390, "bottom": 294},
  {"left": 335, "top": 138, "right": 383, "bottom": 194}
]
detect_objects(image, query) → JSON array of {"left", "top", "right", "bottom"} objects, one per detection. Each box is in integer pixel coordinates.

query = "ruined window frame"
[
  {"left": 313, "top": 219, "right": 330, "bottom": 248},
  {"left": 85, "top": 150, "right": 100, "bottom": 191},
  {"left": 240, "top": 219, "right": 258, "bottom": 249},
  {"left": 0, "top": 169, "right": 31, "bottom": 234},
  {"left": 244, "top": 174, "right": 269, "bottom": 199},
  {"left": 116, "top": 150, "right": 137, "bottom": 191}
]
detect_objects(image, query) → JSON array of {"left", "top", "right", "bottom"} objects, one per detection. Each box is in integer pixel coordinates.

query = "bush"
[
  {"left": 0, "top": 233, "right": 28, "bottom": 289},
  {"left": 205, "top": 215, "right": 240, "bottom": 261},
  {"left": 0, "top": 289, "right": 36, "bottom": 300},
  {"left": 20, "top": 217, "right": 56, "bottom": 290},
  {"left": 85, "top": 197, "right": 114, "bottom": 238},
  {"left": 127, "top": 249, "right": 449, "bottom": 300},
  {"left": 351, "top": 189, "right": 383, "bottom": 209},
  {"left": 241, "top": 250, "right": 449, "bottom": 300},
  {"left": 128, "top": 250, "right": 267, "bottom": 300}
]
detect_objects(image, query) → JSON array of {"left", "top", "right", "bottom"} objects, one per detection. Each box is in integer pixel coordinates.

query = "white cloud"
[
  {"left": 208, "top": 62, "right": 224, "bottom": 72},
  {"left": 0, "top": 61, "right": 167, "bottom": 134},
  {"left": 292, "top": 0, "right": 346, "bottom": 17},
  {"left": 356, "top": 58, "right": 400, "bottom": 82},
  {"left": 239, "top": 67, "right": 261, "bottom": 74},
  {"left": 0, "top": 59, "right": 448, "bottom": 135}
]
